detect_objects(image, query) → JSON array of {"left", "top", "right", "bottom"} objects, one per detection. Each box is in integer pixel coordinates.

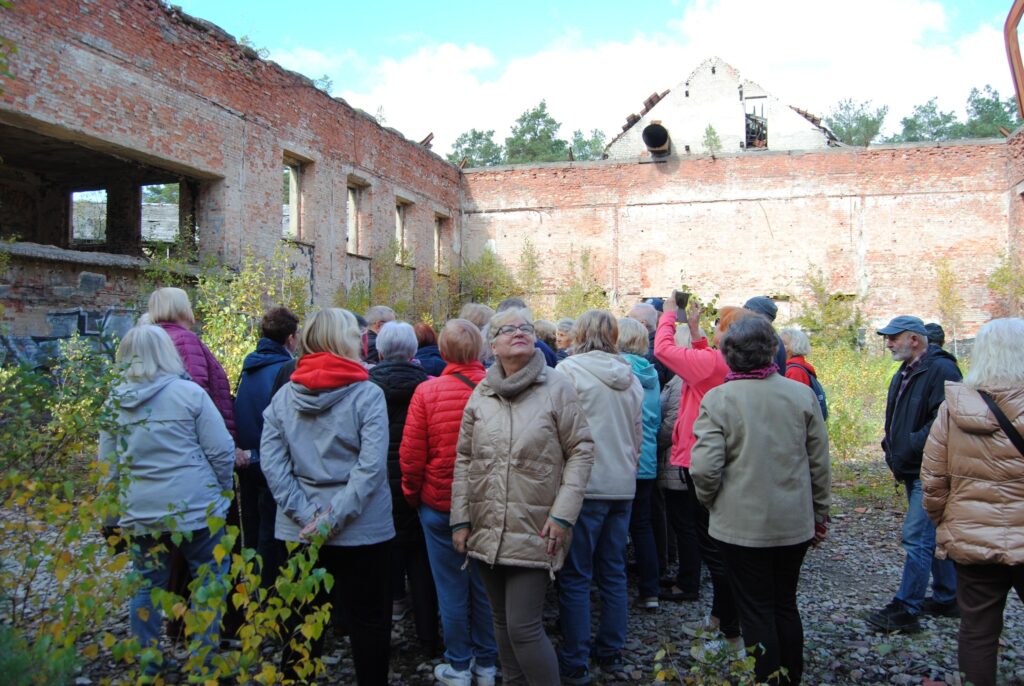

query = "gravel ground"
[{"left": 78, "top": 459, "right": 1024, "bottom": 685}]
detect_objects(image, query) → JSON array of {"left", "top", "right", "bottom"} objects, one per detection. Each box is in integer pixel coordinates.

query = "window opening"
[
  {"left": 434, "top": 215, "right": 451, "bottom": 274},
  {"left": 71, "top": 190, "right": 107, "bottom": 242},
  {"left": 282, "top": 159, "right": 302, "bottom": 238},
  {"left": 745, "top": 102, "right": 767, "bottom": 149},
  {"left": 141, "top": 183, "right": 180, "bottom": 244},
  {"left": 395, "top": 200, "right": 411, "bottom": 265}
]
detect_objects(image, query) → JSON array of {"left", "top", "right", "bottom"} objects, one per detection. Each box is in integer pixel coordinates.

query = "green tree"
[
  {"left": 934, "top": 257, "right": 964, "bottom": 356},
  {"left": 553, "top": 250, "right": 608, "bottom": 318},
  {"left": 795, "top": 269, "right": 865, "bottom": 348},
  {"left": 824, "top": 99, "right": 888, "bottom": 146},
  {"left": 570, "top": 129, "right": 606, "bottom": 161},
  {"left": 455, "top": 246, "right": 521, "bottom": 308},
  {"left": 142, "top": 183, "right": 179, "bottom": 204},
  {"left": 447, "top": 128, "right": 504, "bottom": 167},
  {"left": 889, "top": 97, "right": 964, "bottom": 142},
  {"left": 702, "top": 124, "right": 722, "bottom": 158},
  {"left": 505, "top": 101, "right": 569, "bottom": 164},
  {"left": 987, "top": 251, "right": 1024, "bottom": 317},
  {"left": 516, "top": 238, "right": 543, "bottom": 312},
  {"left": 963, "top": 85, "right": 1021, "bottom": 138}
]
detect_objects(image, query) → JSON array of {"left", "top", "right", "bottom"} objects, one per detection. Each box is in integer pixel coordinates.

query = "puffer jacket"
[
  {"left": 369, "top": 360, "right": 428, "bottom": 543},
  {"left": 657, "top": 376, "right": 686, "bottom": 491},
  {"left": 623, "top": 353, "right": 660, "bottom": 480},
  {"left": 400, "top": 361, "right": 485, "bottom": 511},
  {"left": 159, "top": 321, "right": 237, "bottom": 440},
  {"left": 99, "top": 374, "right": 235, "bottom": 532},
  {"left": 922, "top": 383, "right": 1024, "bottom": 565},
  {"left": 555, "top": 350, "right": 643, "bottom": 499},
  {"left": 451, "top": 350, "right": 594, "bottom": 572}
]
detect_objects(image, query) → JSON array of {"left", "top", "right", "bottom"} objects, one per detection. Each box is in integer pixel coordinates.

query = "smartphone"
[{"left": 674, "top": 290, "right": 690, "bottom": 310}]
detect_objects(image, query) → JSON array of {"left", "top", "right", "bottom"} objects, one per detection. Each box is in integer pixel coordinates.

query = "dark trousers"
[
  {"left": 664, "top": 488, "right": 701, "bottom": 593},
  {"left": 390, "top": 535, "right": 440, "bottom": 649},
  {"left": 720, "top": 540, "right": 810, "bottom": 685},
  {"left": 629, "top": 479, "right": 660, "bottom": 598},
  {"left": 239, "top": 465, "right": 286, "bottom": 590},
  {"left": 282, "top": 540, "right": 392, "bottom": 685},
  {"left": 954, "top": 561, "right": 1024, "bottom": 686},
  {"left": 684, "top": 468, "right": 739, "bottom": 637},
  {"left": 652, "top": 485, "right": 670, "bottom": 571}
]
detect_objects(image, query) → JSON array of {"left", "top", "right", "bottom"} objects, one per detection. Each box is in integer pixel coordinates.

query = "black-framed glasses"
[{"left": 495, "top": 324, "right": 535, "bottom": 337}]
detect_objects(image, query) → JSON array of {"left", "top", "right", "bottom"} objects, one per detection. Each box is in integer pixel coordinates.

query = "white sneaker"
[
  {"left": 680, "top": 615, "right": 720, "bottom": 638},
  {"left": 691, "top": 636, "right": 746, "bottom": 663},
  {"left": 434, "top": 662, "right": 472, "bottom": 686},
  {"left": 471, "top": 662, "right": 497, "bottom": 686}
]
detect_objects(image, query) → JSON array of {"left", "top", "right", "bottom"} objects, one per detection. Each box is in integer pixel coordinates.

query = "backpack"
[{"left": 787, "top": 362, "right": 829, "bottom": 421}]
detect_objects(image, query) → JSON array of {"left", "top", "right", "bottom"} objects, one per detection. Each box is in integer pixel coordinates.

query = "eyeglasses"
[{"left": 495, "top": 324, "right": 535, "bottom": 337}]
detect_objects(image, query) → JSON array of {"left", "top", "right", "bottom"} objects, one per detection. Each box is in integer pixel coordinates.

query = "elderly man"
[
  {"left": 627, "top": 302, "right": 672, "bottom": 387},
  {"left": 364, "top": 305, "right": 396, "bottom": 364},
  {"left": 866, "top": 315, "right": 962, "bottom": 633}
]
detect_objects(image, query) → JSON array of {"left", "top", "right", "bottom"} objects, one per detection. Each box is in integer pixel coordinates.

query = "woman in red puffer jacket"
[{"left": 400, "top": 319, "right": 498, "bottom": 686}]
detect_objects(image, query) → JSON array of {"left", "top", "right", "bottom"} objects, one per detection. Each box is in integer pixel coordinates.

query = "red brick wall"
[{"left": 462, "top": 141, "right": 1011, "bottom": 334}]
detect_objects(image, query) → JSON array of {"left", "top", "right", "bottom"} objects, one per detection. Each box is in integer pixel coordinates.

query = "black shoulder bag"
[
  {"left": 451, "top": 372, "right": 477, "bottom": 390},
  {"left": 978, "top": 390, "right": 1024, "bottom": 458}
]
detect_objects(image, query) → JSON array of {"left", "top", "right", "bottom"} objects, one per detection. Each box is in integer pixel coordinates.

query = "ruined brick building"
[{"left": 2, "top": 0, "right": 1022, "bottom": 343}]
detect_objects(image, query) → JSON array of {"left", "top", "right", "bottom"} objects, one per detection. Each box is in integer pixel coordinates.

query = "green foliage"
[
  {"left": 447, "top": 129, "right": 504, "bottom": 167},
  {"left": 454, "top": 246, "right": 521, "bottom": 309},
  {"left": 824, "top": 99, "right": 888, "bottom": 146},
  {"left": 962, "top": 85, "right": 1021, "bottom": 138},
  {"left": 0, "top": 624, "right": 77, "bottom": 686},
  {"left": 794, "top": 269, "right": 865, "bottom": 348},
  {"left": 986, "top": 251, "right": 1024, "bottom": 317},
  {"left": 813, "top": 344, "right": 892, "bottom": 462},
  {"left": 193, "top": 246, "right": 311, "bottom": 390},
  {"left": 505, "top": 100, "right": 569, "bottom": 164},
  {"left": 516, "top": 238, "right": 543, "bottom": 314},
  {"left": 553, "top": 250, "right": 608, "bottom": 318},
  {"left": 0, "top": 337, "right": 137, "bottom": 682},
  {"left": 312, "top": 74, "right": 333, "bottom": 93},
  {"left": 238, "top": 35, "right": 270, "bottom": 60},
  {"left": 142, "top": 183, "right": 180, "bottom": 204},
  {"left": 0, "top": 0, "right": 16, "bottom": 95},
  {"left": 934, "top": 257, "right": 963, "bottom": 354},
  {"left": 889, "top": 97, "right": 962, "bottom": 142},
  {"left": 570, "top": 128, "right": 606, "bottom": 161},
  {"left": 651, "top": 640, "right": 768, "bottom": 684},
  {"left": 701, "top": 125, "right": 722, "bottom": 157}
]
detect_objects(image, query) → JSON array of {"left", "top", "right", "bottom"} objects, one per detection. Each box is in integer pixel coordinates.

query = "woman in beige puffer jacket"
[{"left": 922, "top": 317, "right": 1024, "bottom": 686}]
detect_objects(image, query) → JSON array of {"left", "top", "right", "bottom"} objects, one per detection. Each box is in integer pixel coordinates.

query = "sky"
[{"left": 173, "top": 0, "right": 1018, "bottom": 155}]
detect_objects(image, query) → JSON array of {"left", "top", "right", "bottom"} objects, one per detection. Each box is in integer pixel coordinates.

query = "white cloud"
[{"left": 278, "top": 0, "right": 1016, "bottom": 153}]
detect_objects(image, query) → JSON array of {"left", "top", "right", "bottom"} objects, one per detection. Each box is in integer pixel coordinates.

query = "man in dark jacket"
[
  {"left": 866, "top": 315, "right": 962, "bottom": 633},
  {"left": 233, "top": 306, "right": 298, "bottom": 588}
]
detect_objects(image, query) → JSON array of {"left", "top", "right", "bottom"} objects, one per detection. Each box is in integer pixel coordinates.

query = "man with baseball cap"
[{"left": 866, "top": 315, "right": 962, "bottom": 633}]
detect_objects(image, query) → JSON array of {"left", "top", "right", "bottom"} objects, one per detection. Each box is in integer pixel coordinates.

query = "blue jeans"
[
  {"left": 419, "top": 505, "right": 497, "bottom": 671},
  {"left": 629, "top": 479, "right": 660, "bottom": 598},
  {"left": 895, "top": 479, "right": 957, "bottom": 614},
  {"left": 558, "top": 499, "right": 631, "bottom": 672},
  {"left": 129, "top": 527, "right": 229, "bottom": 668}
]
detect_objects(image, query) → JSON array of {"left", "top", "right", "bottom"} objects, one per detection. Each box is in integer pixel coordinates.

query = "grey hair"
[
  {"left": 488, "top": 307, "right": 534, "bottom": 340},
  {"left": 617, "top": 317, "right": 650, "bottom": 355},
  {"left": 117, "top": 325, "right": 186, "bottom": 382},
  {"left": 780, "top": 328, "right": 811, "bottom": 357},
  {"left": 629, "top": 303, "right": 658, "bottom": 334},
  {"left": 964, "top": 318, "right": 1024, "bottom": 390},
  {"left": 556, "top": 318, "right": 576, "bottom": 335},
  {"left": 376, "top": 321, "right": 418, "bottom": 361},
  {"left": 365, "top": 305, "right": 396, "bottom": 326}
]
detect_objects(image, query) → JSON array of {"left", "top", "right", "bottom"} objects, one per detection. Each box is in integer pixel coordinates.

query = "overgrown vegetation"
[
  {"left": 793, "top": 269, "right": 865, "bottom": 348},
  {"left": 986, "top": 251, "right": 1024, "bottom": 317},
  {"left": 0, "top": 0, "right": 16, "bottom": 96}
]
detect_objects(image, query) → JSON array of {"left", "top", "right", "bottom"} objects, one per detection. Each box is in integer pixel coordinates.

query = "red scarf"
[
  {"left": 725, "top": 363, "right": 779, "bottom": 382},
  {"left": 291, "top": 352, "right": 369, "bottom": 390}
]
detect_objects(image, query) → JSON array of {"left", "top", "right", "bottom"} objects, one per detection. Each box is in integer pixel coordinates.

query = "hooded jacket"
[
  {"left": 234, "top": 338, "right": 293, "bottom": 455},
  {"left": 400, "top": 361, "right": 486, "bottom": 511},
  {"left": 158, "top": 321, "right": 237, "bottom": 440},
  {"left": 451, "top": 350, "right": 594, "bottom": 572},
  {"left": 99, "top": 374, "right": 235, "bottom": 532},
  {"left": 260, "top": 353, "right": 394, "bottom": 547},
  {"left": 623, "top": 353, "right": 661, "bottom": 480},
  {"left": 414, "top": 344, "right": 447, "bottom": 377},
  {"left": 369, "top": 360, "right": 429, "bottom": 542},
  {"left": 922, "top": 383, "right": 1024, "bottom": 565},
  {"left": 556, "top": 350, "right": 643, "bottom": 499},
  {"left": 882, "top": 346, "right": 962, "bottom": 481}
]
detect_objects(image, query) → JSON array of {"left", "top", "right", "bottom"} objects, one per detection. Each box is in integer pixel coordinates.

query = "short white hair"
[
  {"left": 365, "top": 305, "right": 396, "bottom": 327},
  {"left": 617, "top": 317, "right": 649, "bottom": 355},
  {"left": 376, "top": 321, "right": 418, "bottom": 361},
  {"left": 147, "top": 287, "right": 195, "bottom": 326},
  {"left": 965, "top": 318, "right": 1024, "bottom": 390},
  {"left": 780, "top": 328, "right": 811, "bottom": 357},
  {"left": 117, "top": 325, "right": 185, "bottom": 382},
  {"left": 628, "top": 303, "right": 658, "bottom": 334}
]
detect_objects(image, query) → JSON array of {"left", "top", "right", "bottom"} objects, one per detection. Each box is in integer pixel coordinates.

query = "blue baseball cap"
[{"left": 876, "top": 316, "right": 928, "bottom": 337}]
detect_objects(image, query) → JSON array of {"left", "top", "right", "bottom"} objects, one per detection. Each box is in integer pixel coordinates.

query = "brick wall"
[{"left": 463, "top": 140, "right": 1011, "bottom": 334}]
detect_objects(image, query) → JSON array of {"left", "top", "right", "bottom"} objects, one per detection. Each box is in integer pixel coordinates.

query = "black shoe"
[
  {"left": 921, "top": 598, "right": 960, "bottom": 618},
  {"left": 560, "top": 666, "right": 592, "bottom": 685},
  {"left": 596, "top": 656, "right": 625, "bottom": 677},
  {"left": 659, "top": 585, "right": 699, "bottom": 602},
  {"left": 865, "top": 600, "right": 922, "bottom": 633}
]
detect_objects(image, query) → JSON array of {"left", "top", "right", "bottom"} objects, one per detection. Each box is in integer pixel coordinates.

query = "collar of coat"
[{"left": 482, "top": 348, "right": 546, "bottom": 399}]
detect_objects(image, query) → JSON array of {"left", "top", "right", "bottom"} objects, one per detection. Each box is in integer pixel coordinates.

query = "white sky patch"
[{"left": 283, "top": 0, "right": 1015, "bottom": 154}]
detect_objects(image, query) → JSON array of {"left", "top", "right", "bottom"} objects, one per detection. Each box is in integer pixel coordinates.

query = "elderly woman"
[
  {"left": 922, "top": 318, "right": 1024, "bottom": 686},
  {"left": 367, "top": 322, "right": 437, "bottom": 652},
  {"left": 691, "top": 316, "right": 830, "bottom": 685},
  {"left": 555, "top": 310, "right": 643, "bottom": 683},
  {"left": 780, "top": 328, "right": 816, "bottom": 387},
  {"left": 261, "top": 308, "right": 394, "bottom": 684},
  {"left": 555, "top": 318, "right": 575, "bottom": 362},
  {"left": 617, "top": 317, "right": 662, "bottom": 609},
  {"left": 99, "top": 325, "right": 234, "bottom": 677},
  {"left": 401, "top": 319, "right": 498, "bottom": 686},
  {"left": 451, "top": 307, "right": 593, "bottom": 686},
  {"left": 653, "top": 300, "right": 754, "bottom": 650}
]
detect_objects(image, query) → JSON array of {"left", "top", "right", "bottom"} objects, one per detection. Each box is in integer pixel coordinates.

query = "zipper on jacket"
[{"left": 491, "top": 396, "right": 513, "bottom": 566}]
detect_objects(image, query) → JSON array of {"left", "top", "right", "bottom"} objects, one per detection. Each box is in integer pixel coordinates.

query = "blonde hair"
[
  {"left": 617, "top": 317, "right": 649, "bottom": 355},
  {"left": 439, "top": 319, "right": 484, "bottom": 364},
  {"left": 488, "top": 307, "right": 534, "bottom": 340},
  {"left": 297, "top": 308, "right": 362, "bottom": 361},
  {"left": 574, "top": 309, "right": 618, "bottom": 355},
  {"left": 780, "top": 328, "right": 811, "bottom": 357},
  {"left": 117, "top": 325, "right": 185, "bottom": 382},
  {"left": 965, "top": 318, "right": 1024, "bottom": 390},
  {"left": 148, "top": 287, "right": 195, "bottom": 326},
  {"left": 458, "top": 303, "right": 495, "bottom": 330}
]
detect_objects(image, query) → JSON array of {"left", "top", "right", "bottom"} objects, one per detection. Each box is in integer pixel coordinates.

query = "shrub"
[
  {"left": 794, "top": 269, "right": 865, "bottom": 349},
  {"left": 812, "top": 343, "right": 892, "bottom": 461}
]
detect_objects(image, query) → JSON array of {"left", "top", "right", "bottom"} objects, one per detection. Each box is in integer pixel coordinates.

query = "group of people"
[{"left": 97, "top": 286, "right": 1023, "bottom": 686}]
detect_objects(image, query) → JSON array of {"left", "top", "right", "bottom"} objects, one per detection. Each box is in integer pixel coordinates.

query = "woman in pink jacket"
[{"left": 653, "top": 299, "right": 754, "bottom": 658}]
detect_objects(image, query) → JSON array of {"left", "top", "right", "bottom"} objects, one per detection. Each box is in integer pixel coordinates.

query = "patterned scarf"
[{"left": 725, "top": 363, "right": 779, "bottom": 382}]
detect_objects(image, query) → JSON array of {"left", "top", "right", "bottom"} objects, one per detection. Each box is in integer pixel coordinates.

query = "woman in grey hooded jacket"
[{"left": 100, "top": 324, "right": 235, "bottom": 677}]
